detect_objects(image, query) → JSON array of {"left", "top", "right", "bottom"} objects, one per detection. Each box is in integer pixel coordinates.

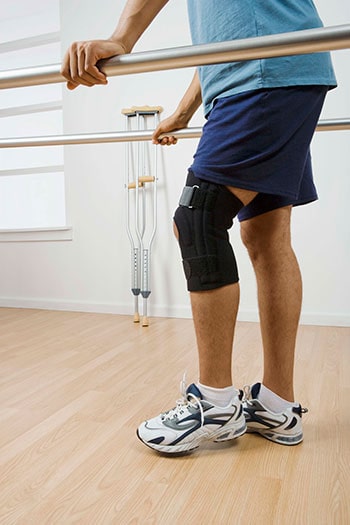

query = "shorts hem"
[
  {"left": 189, "top": 168, "right": 300, "bottom": 200},
  {"left": 238, "top": 195, "right": 318, "bottom": 222}
]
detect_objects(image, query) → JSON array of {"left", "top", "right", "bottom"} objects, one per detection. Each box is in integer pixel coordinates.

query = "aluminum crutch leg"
[
  {"left": 139, "top": 109, "right": 161, "bottom": 326},
  {"left": 123, "top": 108, "right": 140, "bottom": 322},
  {"left": 122, "top": 106, "right": 162, "bottom": 326}
]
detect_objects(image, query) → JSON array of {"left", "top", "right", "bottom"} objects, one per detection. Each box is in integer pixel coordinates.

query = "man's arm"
[
  {"left": 61, "top": 0, "right": 169, "bottom": 90},
  {"left": 152, "top": 70, "right": 202, "bottom": 146}
]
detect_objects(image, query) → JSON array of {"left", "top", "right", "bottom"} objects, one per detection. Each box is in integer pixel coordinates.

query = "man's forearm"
[
  {"left": 110, "top": 0, "right": 169, "bottom": 53},
  {"left": 174, "top": 70, "right": 202, "bottom": 124}
]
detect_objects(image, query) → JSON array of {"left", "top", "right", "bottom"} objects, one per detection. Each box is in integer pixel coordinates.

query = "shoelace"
[
  {"left": 242, "top": 385, "right": 251, "bottom": 403},
  {"left": 161, "top": 373, "right": 205, "bottom": 427}
]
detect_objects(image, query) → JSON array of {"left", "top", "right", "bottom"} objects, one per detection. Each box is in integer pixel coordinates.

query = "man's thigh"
[{"left": 240, "top": 206, "right": 293, "bottom": 251}]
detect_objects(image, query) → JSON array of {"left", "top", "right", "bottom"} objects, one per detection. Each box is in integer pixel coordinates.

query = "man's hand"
[
  {"left": 152, "top": 112, "right": 190, "bottom": 146},
  {"left": 61, "top": 39, "right": 127, "bottom": 90}
]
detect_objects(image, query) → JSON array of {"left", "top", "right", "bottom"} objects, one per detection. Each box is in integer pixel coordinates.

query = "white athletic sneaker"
[
  {"left": 137, "top": 380, "right": 246, "bottom": 454},
  {"left": 243, "top": 383, "right": 308, "bottom": 445}
]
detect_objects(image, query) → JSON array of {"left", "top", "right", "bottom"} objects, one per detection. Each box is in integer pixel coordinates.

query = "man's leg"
[
  {"left": 190, "top": 284, "right": 239, "bottom": 388},
  {"left": 240, "top": 206, "right": 302, "bottom": 402},
  {"left": 137, "top": 185, "right": 256, "bottom": 452},
  {"left": 187, "top": 186, "right": 257, "bottom": 389}
]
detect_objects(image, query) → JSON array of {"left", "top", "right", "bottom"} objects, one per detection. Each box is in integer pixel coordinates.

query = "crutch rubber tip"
[
  {"left": 142, "top": 316, "right": 149, "bottom": 327},
  {"left": 133, "top": 313, "right": 140, "bottom": 323}
]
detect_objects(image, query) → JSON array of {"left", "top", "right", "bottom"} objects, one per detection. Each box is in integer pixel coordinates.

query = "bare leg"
[
  {"left": 240, "top": 206, "right": 302, "bottom": 402},
  {"left": 190, "top": 284, "right": 239, "bottom": 388}
]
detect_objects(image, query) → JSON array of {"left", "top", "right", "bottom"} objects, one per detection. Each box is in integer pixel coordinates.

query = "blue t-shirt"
[{"left": 187, "top": 0, "right": 337, "bottom": 115}]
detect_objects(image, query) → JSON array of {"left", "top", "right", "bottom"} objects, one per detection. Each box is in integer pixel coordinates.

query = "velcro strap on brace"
[
  {"left": 178, "top": 185, "right": 217, "bottom": 210},
  {"left": 182, "top": 255, "right": 218, "bottom": 282}
]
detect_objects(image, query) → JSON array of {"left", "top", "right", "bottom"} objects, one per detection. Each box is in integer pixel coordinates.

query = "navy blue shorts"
[{"left": 189, "top": 86, "right": 328, "bottom": 221}]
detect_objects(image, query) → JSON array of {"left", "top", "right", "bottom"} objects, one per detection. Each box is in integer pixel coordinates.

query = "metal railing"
[
  {"left": 0, "top": 24, "right": 349, "bottom": 149},
  {"left": 0, "top": 119, "right": 349, "bottom": 150},
  {"left": 0, "top": 24, "right": 349, "bottom": 89}
]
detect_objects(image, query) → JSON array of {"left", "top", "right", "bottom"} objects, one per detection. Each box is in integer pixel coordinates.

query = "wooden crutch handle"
[{"left": 127, "top": 176, "right": 155, "bottom": 189}]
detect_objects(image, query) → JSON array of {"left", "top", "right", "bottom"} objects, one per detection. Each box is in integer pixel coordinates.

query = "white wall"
[{"left": 0, "top": 0, "right": 349, "bottom": 326}]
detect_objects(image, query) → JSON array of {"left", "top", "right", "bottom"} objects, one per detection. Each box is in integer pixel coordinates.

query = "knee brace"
[{"left": 173, "top": 171, "right": 244, "bottom": 292}]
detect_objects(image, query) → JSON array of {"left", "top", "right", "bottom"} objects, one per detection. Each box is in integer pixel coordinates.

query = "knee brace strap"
[{"left": 174, "top": 171, "right": 244, "bottom": 292}]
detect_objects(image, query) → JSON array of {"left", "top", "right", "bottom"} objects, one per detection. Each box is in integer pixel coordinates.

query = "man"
[{"left": 62, "top": 0, "right": 336, "bottom": 453}]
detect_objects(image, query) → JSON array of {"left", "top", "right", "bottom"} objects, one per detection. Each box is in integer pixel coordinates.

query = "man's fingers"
[
  {"left": 61, "top": 41, "right": 110, "bottom": 89},
  {"left": 75, "top": 45, "right": 102, "bottom": 86},
  {"left": 65, "top": 47, "right": 93, "bottom": 87},
  {"left": 84, "top": 45, "right": 108, "bottom": 83},
  {"left": 152, "top": 134, "right": 178, "bottom": 146},
  {"left": 67, "top": 80, "right": 79, "bottom": 91},
  {"left": 162, "top": 136, "right": 177, "bottom": 145}
]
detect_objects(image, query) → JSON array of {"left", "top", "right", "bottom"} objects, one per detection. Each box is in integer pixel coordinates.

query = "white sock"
[
  {"left": 197, "top": 382, "right": 238, "bottom": 407},
  {"left": 258, "top": 384, "right": 299, "bottom": 413}
]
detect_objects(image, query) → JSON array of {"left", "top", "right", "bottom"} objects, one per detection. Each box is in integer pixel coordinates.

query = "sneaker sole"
[
  {"left": 246, "top": 427, "right": 303, "bottom": 445},
  {"left": 137, "top": 421, "right": 247, "bottom": 454}
]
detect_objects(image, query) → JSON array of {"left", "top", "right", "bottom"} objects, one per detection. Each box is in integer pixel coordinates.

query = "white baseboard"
[
  {"left": 0, "top": 297, "right": 348, "bottom": 327},
  {"left": 298, "top": 312, "right": 350, "bottom": 327},
  {"left": 0, "top": 297, "right": 193, "bottom": 319},
  {"left": 239, "top": 310, "right": 350, "bottom": 327}
]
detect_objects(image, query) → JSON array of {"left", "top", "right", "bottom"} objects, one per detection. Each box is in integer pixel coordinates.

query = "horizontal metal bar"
[
  {"left": 0, "top": 119, "right": 348, "bottom": 149},
  {"left": 0, "top": 101, "right": 62, "bottom": 118},
  {"left": 315, "top": 118, "right": 350, "bottom": 131},
  {"left": 0, "top": 32, "right": 61, "bottom": 54},
  {"left": 0, "top": 165, "right": 64, "bottom": 177},
  {"left": 0, "top": 24, "right": 349, "bottom": 89}
]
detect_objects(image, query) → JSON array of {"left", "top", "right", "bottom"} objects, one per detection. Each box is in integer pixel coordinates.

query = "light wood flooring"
[{"left": 0, "top": 308, "right": 349, "bottom": 524}]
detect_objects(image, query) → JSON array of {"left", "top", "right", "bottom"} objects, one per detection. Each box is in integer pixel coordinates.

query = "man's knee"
[
  {"left": 240, "top": 207, "right": 293, "bottom": 261},
  {"left": 240, "top": 221, "right": 261, "bottom": 260},
  {"left": 174, "top": 171, "right": 244, "bottom": 292}
]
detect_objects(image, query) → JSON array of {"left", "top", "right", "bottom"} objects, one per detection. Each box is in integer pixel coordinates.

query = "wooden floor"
[{"left": 0, "top": 308, "right": 349, "bottom": 525}]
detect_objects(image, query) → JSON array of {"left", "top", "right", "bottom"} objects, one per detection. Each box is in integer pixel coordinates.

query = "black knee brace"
[{"left": 173, "top": 170, "right": 244, "bottom": 292}]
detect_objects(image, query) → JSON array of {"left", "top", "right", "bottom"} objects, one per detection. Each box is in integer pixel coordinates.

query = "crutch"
[{"left": 122, "top": 106, "right": 162, "bottom": 326}]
